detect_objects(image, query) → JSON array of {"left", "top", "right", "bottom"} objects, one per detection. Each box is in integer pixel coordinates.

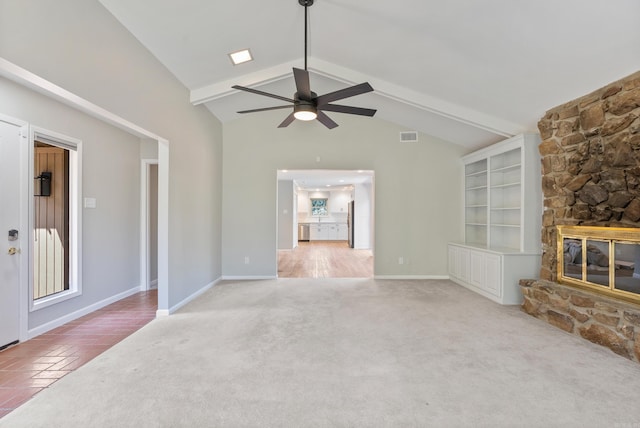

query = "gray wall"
[
  {"left": 222, "top": 111, "right": 466, "bottom": 277},
  {"left": 277, "top": 180, "right": 295, "bottom": 250},
  {"left": 0, "top": 0, "right": 223, "bottom": 311}
]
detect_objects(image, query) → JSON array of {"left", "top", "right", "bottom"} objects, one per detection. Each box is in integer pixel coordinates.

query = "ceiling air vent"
[{"left": 400, "top": 131, "right": 418, "bottom": 143}]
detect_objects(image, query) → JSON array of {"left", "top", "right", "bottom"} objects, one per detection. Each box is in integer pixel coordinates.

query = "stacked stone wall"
[
  {"left": 521, "top": 279, "right": 640, "bottom": 362},
  {"left": 537, "top": 71, "right": 640, "bottom": 281},
  {"left": 525, "top": 71, "right": 640, "bottom": 363}
]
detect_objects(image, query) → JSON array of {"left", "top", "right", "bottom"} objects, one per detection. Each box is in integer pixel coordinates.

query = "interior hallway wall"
[
  {"left": 0, "top": 0, "right": 223, "bottom": 310},
  {"left": 0, "top": 77, "right": 141, "bottom": 330}
]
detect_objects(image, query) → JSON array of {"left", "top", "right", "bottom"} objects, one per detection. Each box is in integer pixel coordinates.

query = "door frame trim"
[{"left": 140, "top": 158, "right": 159, "bottom": 291}]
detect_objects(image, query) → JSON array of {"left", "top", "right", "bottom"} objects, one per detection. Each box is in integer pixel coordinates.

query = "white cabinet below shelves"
[{"left": 448, "top": 243, "right": 540, "bottom": 305}]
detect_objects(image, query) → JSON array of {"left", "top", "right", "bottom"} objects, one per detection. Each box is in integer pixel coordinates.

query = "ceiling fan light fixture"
[{"left": 293, "top": 103, "right": 317, "bottom": 121}]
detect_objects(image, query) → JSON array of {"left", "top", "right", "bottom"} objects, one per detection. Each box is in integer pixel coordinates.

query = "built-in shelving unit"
[
  {"left": 464, "top": 158, "right": 488, "bottom": 247},
  {"left": 450, "top": 134, "right": 542, "bottom": 305}
]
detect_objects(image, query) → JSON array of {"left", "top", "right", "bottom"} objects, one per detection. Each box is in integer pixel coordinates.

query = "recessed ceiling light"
[
  {"left": 339, "top": 179, "right": 344, "bottom": 183},
  {"left": 228, "top": 49, "right": 253, "bottom": 65}
]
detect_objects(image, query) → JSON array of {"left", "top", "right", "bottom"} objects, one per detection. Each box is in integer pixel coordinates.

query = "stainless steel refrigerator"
[{"left": 347, "top": 200, "right": 354, "bottom": 248}]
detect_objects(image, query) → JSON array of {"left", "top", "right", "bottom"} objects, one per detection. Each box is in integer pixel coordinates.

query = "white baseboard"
[
  {"left": 149, "top": 278, "right": 158, "bottom": 289},
  {"left": 373, "top": 275, "right": 450, "bottom": 280},
  {"left": 156, "top": 277, "right": 222, "bottom": 317},
  {"left": 220, "top": 275, "right": 277, "bottom": 281},
  {"left": 27, "top": 285, "right": 144, "bottom": 339}
]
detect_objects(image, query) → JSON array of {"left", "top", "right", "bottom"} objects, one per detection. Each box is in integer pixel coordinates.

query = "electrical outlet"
[
  {"left": 398, "top": 257, "right": 404, "bottom": 265},
  {"left": 244, "top": 256, "right": 250, "bottom": 264}
]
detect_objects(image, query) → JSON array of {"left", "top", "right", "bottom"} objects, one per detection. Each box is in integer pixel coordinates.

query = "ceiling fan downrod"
[{"left": 299, "top": 0, "right": 314, "bottom": 71}]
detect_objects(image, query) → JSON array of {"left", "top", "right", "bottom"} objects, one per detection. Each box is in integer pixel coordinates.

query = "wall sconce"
[{"left": 35, "top": 172, "right": 52, "bottom": 197}]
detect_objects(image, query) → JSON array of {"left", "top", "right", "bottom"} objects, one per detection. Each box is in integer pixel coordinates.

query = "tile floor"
[{"left": 0, "top": 290, "right": 157, "bottom": 418}]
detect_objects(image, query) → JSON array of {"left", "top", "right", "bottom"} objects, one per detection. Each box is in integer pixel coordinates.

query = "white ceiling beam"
[
  {"left": 190, "top": 60, "right": 300, "bottom": 105},
  {"left": 0, "top": 57, "right": 164, "bottom": 140},
  {"left": 189, "top": 56, "right": 522, "bottom": 137}
]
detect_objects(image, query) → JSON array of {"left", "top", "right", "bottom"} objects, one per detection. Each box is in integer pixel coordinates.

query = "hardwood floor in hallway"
[{"left": 278, "top": 241, "right": 373, "bottom": 278}]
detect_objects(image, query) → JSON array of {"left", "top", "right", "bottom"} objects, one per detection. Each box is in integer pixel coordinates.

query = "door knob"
[{"left": 7, "top": 247, "right": 19, "bottom": 255}]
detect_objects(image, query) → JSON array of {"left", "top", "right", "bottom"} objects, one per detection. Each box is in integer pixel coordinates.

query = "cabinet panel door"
[
  {"left": 448, "top": 246, "right": 458, "bottom": 278},
  {"left": 484, "top": 254, "right": 501, "bottom": 296},
  {"left": 458, "top": 248, "right": 469, "bottom": 282},
  {"left": 469, "top": 251, "right": 485, "bottom": 288}
]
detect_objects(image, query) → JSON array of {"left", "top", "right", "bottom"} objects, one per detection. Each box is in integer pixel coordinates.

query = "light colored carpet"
[{"left": 2, "top": 279, "right": 640, "bottom": 427}]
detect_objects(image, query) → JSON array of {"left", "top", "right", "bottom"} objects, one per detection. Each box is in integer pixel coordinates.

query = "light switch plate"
[{"left": 84, "top": 197, "right": 97, "bottom": 209}]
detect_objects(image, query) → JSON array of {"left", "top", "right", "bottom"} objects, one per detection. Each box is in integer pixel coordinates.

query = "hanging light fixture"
[{"left": 232, "top": 0, "right": 376, "bottom": 129}]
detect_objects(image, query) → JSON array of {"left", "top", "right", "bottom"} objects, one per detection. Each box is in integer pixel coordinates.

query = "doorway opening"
[{"left": 277, "top": 169, "right": 374, "bottom": 278}]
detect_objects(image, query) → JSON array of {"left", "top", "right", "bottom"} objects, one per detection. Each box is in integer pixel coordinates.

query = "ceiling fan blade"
[
  {"left": 315, "top": 82, "right": 374, "bottom": 106},
  {"left": 316, "top": 111, "right": 339, "bottom": 129},
  {"left": 293, "top": 68, "right": 312, "bottom": 100},
  {"left": 319, "top": 104, "right": 377, "bottom": 117},
  {"left": 237, "top": 105, "right": 292, "bottom": 114},
  {"left": 278, "top": 113, "right": 296, "bottom": 128},
  {"left": 232, "top": 85, "right": 295, "bottom": 104}
]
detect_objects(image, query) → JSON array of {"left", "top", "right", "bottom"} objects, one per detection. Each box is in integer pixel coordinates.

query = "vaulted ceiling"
[{"left": 99, "top": 0, "right": 640, "bottom": 150}]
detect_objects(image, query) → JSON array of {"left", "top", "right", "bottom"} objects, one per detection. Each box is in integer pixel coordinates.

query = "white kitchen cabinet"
[
  {"left": 449, "top": 133, "right": 542, "bottom": 305},
  {"left": 309, "top": 223, "right": 348, "bottom": 241},
  {"left": 329, "top": 191, "right": 350, "bottom": 214},
  {"left": 337, "top": 224, "right": 348, "bottom": 240},
  {"left": 310, "top": 224, "right": 327, "bottom": 240},
  {"left": 327, "top": 224, "right": 338, "bottom": 240}
]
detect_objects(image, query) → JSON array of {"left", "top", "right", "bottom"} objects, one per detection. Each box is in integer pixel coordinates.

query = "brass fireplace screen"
[{"left": 557, "top": 225, "right": 640, "bottom": 303}]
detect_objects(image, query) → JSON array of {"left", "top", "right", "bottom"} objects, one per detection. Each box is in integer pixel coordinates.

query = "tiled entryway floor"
[{"left": 0, "top": 290, "right": 157, "bottom": 418}]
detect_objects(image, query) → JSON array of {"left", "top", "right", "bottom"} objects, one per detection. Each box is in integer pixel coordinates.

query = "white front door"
[{"left": 0, "top": 116, "right": 26, "bottom": 349}]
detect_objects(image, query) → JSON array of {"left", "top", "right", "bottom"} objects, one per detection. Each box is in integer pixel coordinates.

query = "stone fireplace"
[{"left": 521, "top": 70, "right": 640, "bottom": 362}]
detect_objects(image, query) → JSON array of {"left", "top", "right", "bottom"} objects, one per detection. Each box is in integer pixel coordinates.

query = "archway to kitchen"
[{"left": 276, "top": 169, "right": 374, "bottom": 278}]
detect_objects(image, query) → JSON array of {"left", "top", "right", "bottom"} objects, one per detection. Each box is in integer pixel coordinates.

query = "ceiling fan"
[{"left": 231, "top": 0, "right": 377, "bottom": 129}]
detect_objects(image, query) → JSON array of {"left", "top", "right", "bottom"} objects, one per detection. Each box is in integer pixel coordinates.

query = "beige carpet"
[{"left": 2, "top": 279, "right": 640, "bottom": 427}]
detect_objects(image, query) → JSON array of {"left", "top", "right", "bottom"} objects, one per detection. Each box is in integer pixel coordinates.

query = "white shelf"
[
  {"left": 490, "top": 182, "right": 520, "bottom": 189},
  {"left": 491, "top": 163, "right": 521, "bottom": 173}
]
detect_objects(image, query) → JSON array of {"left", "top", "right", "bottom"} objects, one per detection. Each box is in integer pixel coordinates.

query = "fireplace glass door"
[
  {"left": 558, "top": 226, "right": 640, "bottom": 302},
  {"left": 613, "top": 241, "right": 640, "bottom": 295}
]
